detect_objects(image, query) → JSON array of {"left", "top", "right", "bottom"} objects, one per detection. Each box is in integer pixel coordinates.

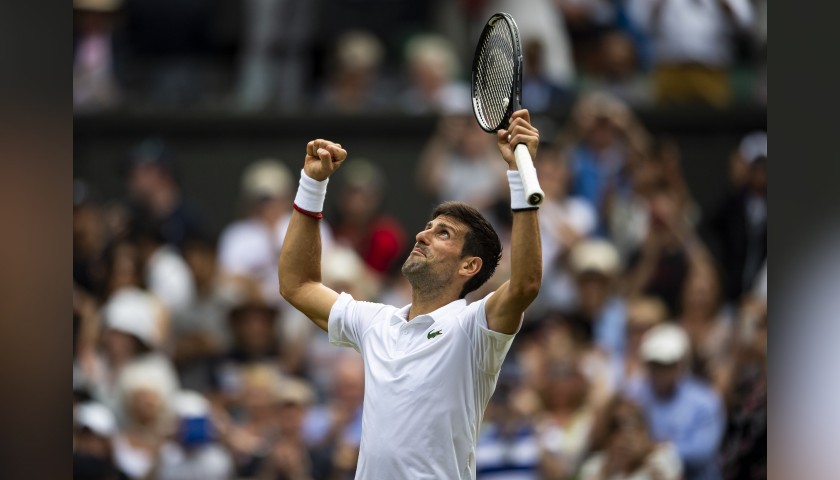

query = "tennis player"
[{"left": 279, "top": 109, "right": 542, "bottom": 479}]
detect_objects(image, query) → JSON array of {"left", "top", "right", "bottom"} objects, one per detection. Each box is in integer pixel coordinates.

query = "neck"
[{"left": 408, "top": 289, "right": 459, "bottom": 321}]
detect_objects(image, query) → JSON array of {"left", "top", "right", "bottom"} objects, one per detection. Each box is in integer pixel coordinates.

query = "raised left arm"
[{"left": 485, "top": 110, "right": 542, "bottom": 334}]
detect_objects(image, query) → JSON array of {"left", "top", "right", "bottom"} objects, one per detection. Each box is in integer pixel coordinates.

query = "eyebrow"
[{"left": 425, "top": 220, "right": 457, "bottom": 233}]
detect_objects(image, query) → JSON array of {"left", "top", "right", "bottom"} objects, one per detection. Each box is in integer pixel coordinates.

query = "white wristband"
[
  {"left": 294, "top": 169, "right": 329, "bottom": 213},
  {"left": 508, "top": 170, "right": 536, "bottom": 211}
]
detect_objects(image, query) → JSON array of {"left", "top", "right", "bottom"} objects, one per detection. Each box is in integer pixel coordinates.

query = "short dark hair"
[{"left": 432, "top": 201, "right": 502, "bottom": 299}]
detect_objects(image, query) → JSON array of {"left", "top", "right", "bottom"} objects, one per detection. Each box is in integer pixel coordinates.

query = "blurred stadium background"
[{"left": 72, "top": 0, "right": 767, "bottom": 479}]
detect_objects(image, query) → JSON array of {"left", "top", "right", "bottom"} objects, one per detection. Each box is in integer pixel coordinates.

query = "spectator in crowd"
[
  {"left": 175, "top": 234, "right": 244, "bottom": 391},
  {"left": 701, "top": 131, "right": 767, "bottom": 305},
  {"left": 112, "top": 361, "right": 176, "bottom": 479},
  {"left": 676, "top": 265, "right": 735, "bottom": 392},
  {"left": 484, "top": 0, "right": 576, "bottom": 89},
  {"left": 399, "top": 34, "right": 471, "bottom": 115},
  {"left": 215, "top": 364, "right": 282, "bottom": 477},
  {"left": 129, "top": 216, "right": 196, "bottom": 327},
  {"left": 330, "top": 160, "right": 408, "bottom": 277},
  {"left": 578, "top": 30, "right": 653, "bottom": 107},
  {"left": 262, "top": 377, "right": 323, "bottom": 479},
  {"left": 74, "top": 179, "right": 112, "bottom": 301},
  {"left": 536, "top": 358, "right": 599, "bottom": 478},
  {"left": 74, "top": 401, "right": 127, "bottom": 480},
  {"left": 718, "top": 297, "right": 766, "bottom": 480},
  {"left": 235, "top": 0, "right": 315, "bottom": 112},
  {"left": 625, "top": 323, "right": 726, "bottom": 480},
  {"left": 303, "top": 354, "right": 365, "bottom": 476},
  {"left": 623, "top": 186, "right": 712, "bottom": 316},
  {"left": 73, "top": 0, "right": 123, "bottom": 112},
  {"left": 627, "top": 0, "right": 755, "bottom": 108},
  {"left": 606, "top": 136, "right": 697, "bottom": 262},
  {"left": 416, "top": 114, "right": 508, "bottom": 214},
  {"left": 580, "top": 395, "right": 683, "bottom": 480},
  {"left": 211, "top": 293, "right": 288, "bottom": 406},
  {"left": 521, "top": 39, "right": 574, "bottom": 114},
  {"left": 316, "top": 30, "right": 391, "bottom": 113},
  {"left": 617, "top": 295, "right": 669, "bottom": 390},
  {"left": 530, "top": 139, "right": 598, "bottom": 317},
  {"left": 563, "top": 92, "right": 650, "bottom": 232},
  {"left": 83, "top": 287, "right": 180, "bottom": 417},
  {"left": 569, "top": 239, "right": 628, "bottom": 357},
  {"left": 556, "top": 0, "right": 619, "bottom": 74},
  {"left": 604, "top": 154, "right": 659, "bottom": 263},
  {"left": 475, "top": 375, "right": 541, "bottom": 479},
  {"left": 153, "top": 391, "right": 234, "bottom": 480},
  {"left": 122, "top": 137, "right": 210, "bottom": 251}
]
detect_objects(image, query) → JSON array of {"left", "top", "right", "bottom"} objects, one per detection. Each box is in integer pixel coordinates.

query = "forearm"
[
  {"left": 280, "top": 209, "right": 323, "bottom": 287},
  {"left": 509, "top": 208, "right": 542, "bottom": 306}
]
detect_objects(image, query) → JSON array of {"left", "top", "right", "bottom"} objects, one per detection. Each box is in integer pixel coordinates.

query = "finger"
[
  {"left": 312, "top": 138, "right": 328, "bottom": 153},
  {"left": 510, "top": 133, "right": 539, "bottom": 148},
  {"left": 326, "top": 144, "right": 346, "bottom": 161},
  {"left": 496, "top": 130, "right": 509, "bottom": 144},
  {"left": 508, "top": 117, "right": 538, "bottom": 134},
  {"left": 510, "top": 108, "right": 531, "bottom": 123},
  {"left": 307, "top": 140, "right": 317, "bottom": 157},
  {"left": 317, "top": 147, "right": 332, "bottom": 163},
  {"left": 510, "top": 124, "right": 539, "bottom": 139}
]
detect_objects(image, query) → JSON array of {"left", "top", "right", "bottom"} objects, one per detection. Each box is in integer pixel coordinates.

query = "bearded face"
[{"left": 401, "top": 216, "right": 468, "bottom": 296}]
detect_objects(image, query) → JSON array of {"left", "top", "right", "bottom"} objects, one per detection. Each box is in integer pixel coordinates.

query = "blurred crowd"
[
  {"left": 73, "top": 85, "right": 766, "bottom": 479},
  {"left": 73, "top": 0, "right": 766, "bottom": 478},
  {"left": 73, "top": 0, "right": 767, "bottom": 114}
]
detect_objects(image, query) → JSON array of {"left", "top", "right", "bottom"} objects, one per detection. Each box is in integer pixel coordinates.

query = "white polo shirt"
[{"left": 328, "top": 291, "right": 518, "bottom": 480}]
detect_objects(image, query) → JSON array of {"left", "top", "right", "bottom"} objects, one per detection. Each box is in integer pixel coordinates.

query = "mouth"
[{"left": 410, "top": 246, "right": 426, "bottom": 257}]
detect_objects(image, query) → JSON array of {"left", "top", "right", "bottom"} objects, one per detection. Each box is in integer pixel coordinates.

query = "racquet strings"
[{"left": 473, "top": 19, "right": 516, "bottom": 131}]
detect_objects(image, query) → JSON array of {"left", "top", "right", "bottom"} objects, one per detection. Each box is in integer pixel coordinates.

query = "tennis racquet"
[{"left": 470, "top": 12, "right": 545, "bottom": 206}]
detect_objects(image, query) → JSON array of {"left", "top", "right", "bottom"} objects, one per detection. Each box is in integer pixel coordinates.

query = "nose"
[{"left": 415, "top": 228, "right": 431, "bottom": 245}]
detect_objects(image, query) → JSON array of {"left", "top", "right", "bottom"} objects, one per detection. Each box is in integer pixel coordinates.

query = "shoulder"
[
  {"left": 331, "top": 292, "right": 398, "bottom": 324},
  {"left": 683, "top": 377, "right": 723, "bottom": 410}
]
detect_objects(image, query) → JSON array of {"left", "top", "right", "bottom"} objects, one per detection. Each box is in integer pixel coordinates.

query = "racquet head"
[{"left": 470, "top": 12, "right": 523, "bottom": 133}]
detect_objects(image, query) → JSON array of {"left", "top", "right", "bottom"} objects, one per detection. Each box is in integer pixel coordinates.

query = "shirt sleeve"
[
  {"left": 327, "top": 292, "right": 388, "bottom": 352},
  {"left": 459, "top": 292, "right": 518, "bottom": 375}
]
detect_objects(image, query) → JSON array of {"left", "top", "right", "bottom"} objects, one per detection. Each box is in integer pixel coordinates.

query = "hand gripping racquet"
[{"left": 471, "top": 12, "right": 544, "bottom": 206}]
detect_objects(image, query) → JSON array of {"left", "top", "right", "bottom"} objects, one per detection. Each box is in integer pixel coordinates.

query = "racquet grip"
[{"left": 513, "top": 143, "right": 544, "bottom": 206}]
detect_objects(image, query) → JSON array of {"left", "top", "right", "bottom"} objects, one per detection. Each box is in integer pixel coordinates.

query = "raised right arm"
[{"left": 278, "top": 139, "right": 347, "bottom": 331}]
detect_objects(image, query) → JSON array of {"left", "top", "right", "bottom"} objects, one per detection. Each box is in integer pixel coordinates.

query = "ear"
[{"left": 458, "top": 256, "right": 483, "bottom": 279}]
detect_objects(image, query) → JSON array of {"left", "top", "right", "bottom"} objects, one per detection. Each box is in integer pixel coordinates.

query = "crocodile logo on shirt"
[{"left": 427, "top": 329, "right": 443, "bottom": 339}]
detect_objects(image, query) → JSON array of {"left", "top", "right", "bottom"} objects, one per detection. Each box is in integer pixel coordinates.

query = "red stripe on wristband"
[{"left": 293, "top": 203, "right": 324, "bottom": 219}]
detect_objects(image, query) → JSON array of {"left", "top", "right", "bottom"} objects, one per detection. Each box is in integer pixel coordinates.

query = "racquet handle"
[{"left": 514, "top": 143, "right": 545, "bottom": 206}]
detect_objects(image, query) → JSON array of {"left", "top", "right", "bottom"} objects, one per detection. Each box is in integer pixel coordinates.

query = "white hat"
[
  {"left": 241, "top": 159, "right": 292, "bottom": 200},
  {"left": 274, "top": 377, "right": 316, "bottom": 406},
  {"left": 75, "top": 402, "right": 117, "bottom": 437},
  {"left": 569, "top": 239, "right": 621, "bottom": 277},
  {"left": 739, "top": 131, "right": 768, "bottom": 165},
  {"left": 640, "top": 323, "right": 690, "bottom": 364},
  {"left": 322, "top": 246, "right": 366, "bottom": 286},
  {"left": 171, "top": 391, "right": 210, "bottom": 418},
  {"left": 102, "top": 288, "right": 160, "bottom": 348}
]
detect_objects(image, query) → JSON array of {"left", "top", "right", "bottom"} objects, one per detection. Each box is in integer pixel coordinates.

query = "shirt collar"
[{"left": 389, "top": 298, "right": 468, "bottom": 326}]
